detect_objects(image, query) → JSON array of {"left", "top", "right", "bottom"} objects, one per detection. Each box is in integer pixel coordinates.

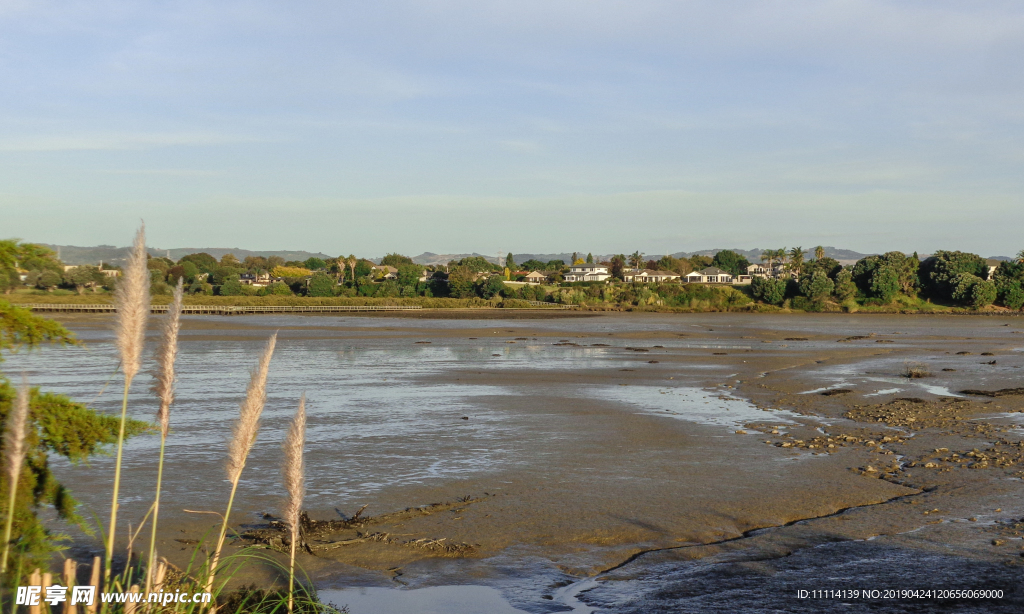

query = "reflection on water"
[
  {"left": 595, "top": 385, "right": 798, "bottom": 427},
  {"left": 3, "top": 316, "right": 755, "bottom": 527}
]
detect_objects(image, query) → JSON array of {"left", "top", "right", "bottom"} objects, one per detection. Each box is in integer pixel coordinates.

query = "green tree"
[
  {"left": 450, "top": 256, "right": 495, "bottom": 273},
  {"left": 586, "top": 253, "right": 594, "bottom": 264},
  {"left": 999, "top": 281, "right": 1024, "bottom": 310},
  {"left": 751, "top": 277, "right": 786, "bottom": 305},
  {"left": 799, "top": 271, "right": 834, "bottom": 305},
  {"left": 179, "top": 252, "right": 218, "bottom": 274},
  {"left": 303, "top": 257, "right": 327, "bottom": 271},
  {"left": 971, "top": 280, "right": 997, "bottom": 309},
  {"left": 220, "top": 253, "right": 241, "bottom": 267},
  {"left": 788, "top": 247, "right": 805, "bottom": 276},
  {"left": 63, "top": 266, "right": 103, "bottom": 294},
  {"left": 264, "top": 282, "right": 293, "bottom": 296},
  {"left": 397, "top": 263, "right": 424, "bottom": 287},
  {"left": 380, "top": 253, "right": 414, "bottom": 268},
  {"left": 219, "top": 277, "right": 243, "bottom": 296},
  {"left": 919, "top": 250, "right": 986, "bottom": 300},
  {"left": 833, "top": 269, "right": 856, "bottom": 302},
  {"left": 950, "top": 272, "right": 981, "bottom": 304},
  {"left": 505, "top": 253, "right": 516, "bottom": 270},
  {"left": 815, "top": 246, "right": 825, "bottom": 260},
  {"left": 478, "top": 275, "right": 507, "bottom": 299},
  {"left": 802, "top": 257, "right": 842, "bottom": 280},
  {"left": 870, "top": 266, "right": 900, "bottom": 303},
  {"left": 711, "top": 250, "right": 750, "bottom": 277},
  {"left": 307, "top": 273, "right": 336, "bottom": 297},
  {"left": 35, "top": 271, "right": 61, "bottom": 290},
  {"left": 629, "top": 251, "right": 644, "bottom": 268},
  {"left": 447, "top": 266, "right": 476, "bottom": 298}
]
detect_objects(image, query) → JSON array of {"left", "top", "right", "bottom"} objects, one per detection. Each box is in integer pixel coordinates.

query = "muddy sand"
[{"left": 19, "top": 312, "right": 1024, "bottom": 612}]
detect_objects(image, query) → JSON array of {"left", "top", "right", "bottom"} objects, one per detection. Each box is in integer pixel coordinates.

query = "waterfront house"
[
  {"left": 623, "top": 269, "right": 681, "bottom": 283},
  {"left": 685, "top": 267, "right": 734, "bottom": 284},
  {"left": 564, "top": 263, "right": 611, "bottom": 282},
  {"left": 524, "top": 271, "right": 549, "bottom": 284}
]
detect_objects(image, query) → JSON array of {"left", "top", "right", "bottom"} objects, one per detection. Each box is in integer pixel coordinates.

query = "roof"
[
  {"left": 524, "top": 270, "right": 547, "bottom": 277},
  {"left": 699, "top": 267, "right": 731, "bottom": 276},
  {"left": 637, "top": 269, "right": 678, "bottom": 276}
]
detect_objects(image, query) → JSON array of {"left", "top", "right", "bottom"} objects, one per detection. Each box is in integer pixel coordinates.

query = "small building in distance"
[
  {"left": 371, "top": 265, "right": 399, "bottom": 280},
  {"left": 686, "top": 267, "right": 734, "bottom": 284},
  {"left": 563, "top": 263, "right": 611, "bottom": 282},
  {"left": 240, "top": 272, "right": 271, "bottom": 287},
  {"left": 523, "top": 271, "right": 549, "bottom": 284},
  {"left": 623, "top": 269, "right": 681, "bottom": 283}
]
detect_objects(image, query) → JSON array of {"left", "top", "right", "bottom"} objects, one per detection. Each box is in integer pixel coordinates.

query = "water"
[{"left": 318, "top": 585, "right": 529, "bottom": 614}]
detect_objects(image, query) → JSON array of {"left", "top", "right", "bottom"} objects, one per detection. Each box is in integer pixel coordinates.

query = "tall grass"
[
  {"left": 146, "top": 278, "right": 183, "bottom": 593},
  {"left": 1, "top": 377, "right": 29, "bottom": 573},
  {"left": 107, "top": 225, "right": 150, "bottom": 587},
  {"left": 205, "top": 334, "right": 277, "bottom": 601},
  {"left": 281, "top": 395, "right": 306, "bottom": 614}
]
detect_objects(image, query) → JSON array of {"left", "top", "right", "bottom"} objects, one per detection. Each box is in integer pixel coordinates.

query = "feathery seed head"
[
  {"left": 226, "top": 333, "right": 277, "bottom": 483},
  {"left": 152, "top": 278, "right": 184, "bottom": 438},
  {"left": 114, "top": 224, "right": 151, "bottom": 386},
  {"left": 282, "top": 394, "right": 306, "bottom": 535},
  {"left": 4, "top": 378, "right": 30, "bottom": 485}
]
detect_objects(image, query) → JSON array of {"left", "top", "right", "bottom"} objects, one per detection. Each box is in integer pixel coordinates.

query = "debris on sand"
[
  {"left": 821, "top": 389, "right": 853, "bottom": 396},
  {"left": 961, "top": 387, "right": 1024, "bottom": 398},
  {"left": 902, "top": 363, "right": 932, "bottom": 379},
  {"left": 242, "top": 497, "right": 486, "bottom": 557}
]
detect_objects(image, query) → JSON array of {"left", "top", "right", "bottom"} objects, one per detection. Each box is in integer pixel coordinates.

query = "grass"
[{"left": 903, "top": 362, "right": 933, "bottom": 379}]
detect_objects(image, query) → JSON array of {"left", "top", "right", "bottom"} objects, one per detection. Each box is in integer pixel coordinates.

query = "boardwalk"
[
  {"left": 19, "top": 303, "right": 424, "bottom": 315},
  {"left": 19, "top": 303, "right": 571, "bottom": 315}
]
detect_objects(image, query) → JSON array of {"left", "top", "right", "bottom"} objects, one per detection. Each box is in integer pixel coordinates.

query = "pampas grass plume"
[
  {"left": 282, "top": 394, "right": 306, "bottom": 614},
  {"left": 1, "top": 377, "right": 30, "bottom": 572},
  {"left": 114, "top": 224, "right": 151, "bottom": 385},
  {"left": 3, "top": 379, "right": 29, "bottom": 485},
  {"left": 226, "top": 334, "right": 277, "bottom": 482},
  {"left": 152, "top": 278, "right": 184, "bottom": 437}
]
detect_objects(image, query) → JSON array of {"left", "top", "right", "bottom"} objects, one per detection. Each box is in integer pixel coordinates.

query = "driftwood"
[{"left": 240, "top": 495, "right": 486, "bottom": 557}]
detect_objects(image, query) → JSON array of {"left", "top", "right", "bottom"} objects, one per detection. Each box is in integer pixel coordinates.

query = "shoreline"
[{"left": 14, "top": 312, "right": 1024, "bottom": 611}]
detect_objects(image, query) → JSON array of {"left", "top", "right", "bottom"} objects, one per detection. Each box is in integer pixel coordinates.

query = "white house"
[
  {"left": 240, "top": 272, "right": 271, "bottom": 287},
  {"left": 523, "top": 271, "right": 548, "bottom": 284},
  {"left": 685, "top": 267, "right": 734, "bottom": 284},
  {"left": 564, "top": 263, "right": 610, "bottom": 282},
  {"left": 747, "top": 263, "right": 789, "bottom": 279},
  {"left": 371, "top": 265, "right": 399, "bottom": 280},
  {"left": 623, "top": 269, "right": 680, "bottom": 283}
]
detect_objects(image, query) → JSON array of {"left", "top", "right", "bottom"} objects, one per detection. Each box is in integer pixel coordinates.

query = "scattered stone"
[
  {"left": 821, "top": 389, "right": 853, "bottom": 396},
  {"left": 785, "top": 337, "right": 808, "bottom": 341},
  {"left": 957, "top": 351, "right": 973, "bottom": 355}
]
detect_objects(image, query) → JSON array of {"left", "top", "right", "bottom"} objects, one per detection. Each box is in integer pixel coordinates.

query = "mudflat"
[{"left": 20, "top": 312, "right": 1024, "bottom": 611}]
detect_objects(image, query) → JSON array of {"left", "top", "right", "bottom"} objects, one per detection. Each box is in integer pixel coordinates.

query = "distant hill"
[
  {"left": 670, "top": 247, "right": 873, "bottom": 266},
  {"left": 42, "top": 244, "right": 334, "bottom": 266}
]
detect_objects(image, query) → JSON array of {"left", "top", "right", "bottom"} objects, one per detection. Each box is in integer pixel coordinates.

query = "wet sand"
[{"left": 17, "top": 312, "right": 1024, "bottom": 612}]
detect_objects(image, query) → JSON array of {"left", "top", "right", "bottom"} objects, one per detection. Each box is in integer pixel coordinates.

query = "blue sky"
[{"left": 1, "top": 1, "right": 1022, "bottom": 257}]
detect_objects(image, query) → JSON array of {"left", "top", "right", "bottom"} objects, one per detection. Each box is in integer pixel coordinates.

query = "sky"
[{"left": 1, "top": 1, "right": 1022, "bottom": 257}]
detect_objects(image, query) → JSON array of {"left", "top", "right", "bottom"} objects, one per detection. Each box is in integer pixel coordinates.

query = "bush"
[
  {"left": 970, "top": 280, "right": 997, "bottom": 309},
  {"left": 751, "top": 277, "right": 786, "bottom": 305},
  {"left": 307, "top": 273, "right": 336, "bottom": 297},
  {"left": 999, "top": 281, "right": 1024, "bottom": 310}
]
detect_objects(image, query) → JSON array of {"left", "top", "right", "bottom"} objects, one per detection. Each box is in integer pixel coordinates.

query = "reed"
[
  {"left": 205, "top": 334, "right": 277, "bottom": 602},
  {"left": 145, "top": 278, "right": 184, "bottom": 594},
  {"left": 106, "top": 224, "right": 151, "bottom": 586},
  {"left": 282, "top": 394, "right": 306, "bottom": 614},
  {"left": 1, "top": 377, "right": 30, "bottom": 573}
]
